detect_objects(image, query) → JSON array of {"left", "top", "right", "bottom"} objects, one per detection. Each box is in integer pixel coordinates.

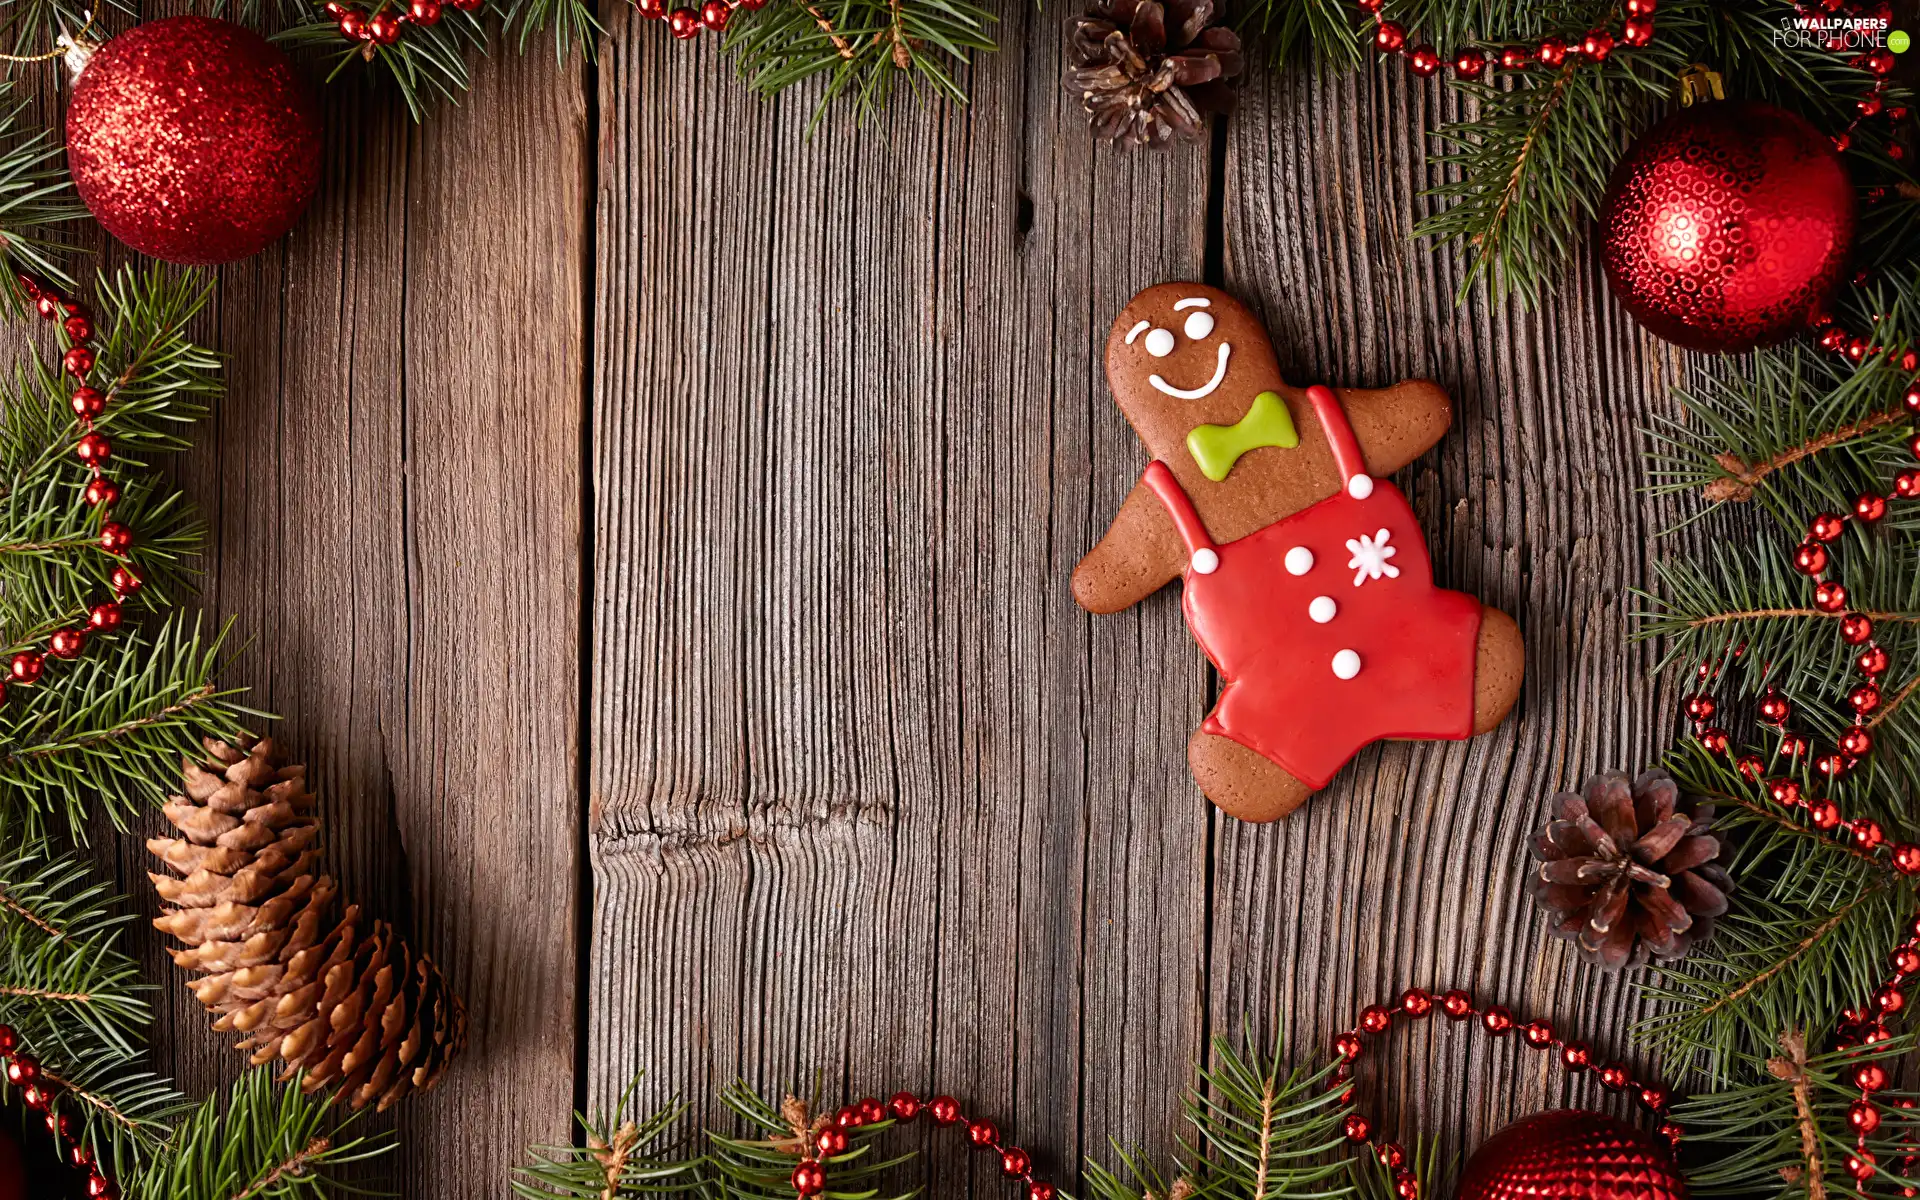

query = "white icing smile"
[{"left": 1149, "top": 342, "right": 1232, "bottom": 400}]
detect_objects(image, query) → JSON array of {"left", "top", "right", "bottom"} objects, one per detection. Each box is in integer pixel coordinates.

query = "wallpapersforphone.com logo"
[{"left": 1773, "top": 12, "right": 1907, "bottom": 52}]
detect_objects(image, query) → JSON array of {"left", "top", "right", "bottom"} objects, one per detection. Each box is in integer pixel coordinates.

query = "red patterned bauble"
[
  {"left": 1599, "top": 100, "right": 1855, "bottom": 354},
  {"left": 66, "top": 17, "right": 322, "bottom": 265},
  {"left": 1456, "top": 1110, "right": 1688, "bottom": 1200}
]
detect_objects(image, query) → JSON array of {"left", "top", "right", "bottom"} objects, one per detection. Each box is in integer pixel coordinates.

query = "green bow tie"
[{"left": 1186, "top": 391, "right": 1300, "bottom": 482}]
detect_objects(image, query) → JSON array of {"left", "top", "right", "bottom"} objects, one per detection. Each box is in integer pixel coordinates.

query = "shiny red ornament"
[
  {"left": 1735, "top": 753, "right": 1764, "bottom": 780},
  {"left": 1894, "top": 844, "right": 1920, "bottom": 875},
  {"left": 1374, "top": 21, "right": 1406, "bottom": 52},
  {"left": 1781, "top": 733, "right": 1810, "bottom": 757},
  {"left": 1522, "top": 1019, "right": 1554, "bottom": 1047},
  {"left": 47, "top": 628, "right": 85, "bottom": 659},
  {"left": 1858, "top": 1063, "right": 1890, "bottom": 1092},
  {"left": 1859, "top": 646, "right": 1889, "bottom": 675},
  {"left": 1334, "top": 1032, "right": 1363, "bottom": 1059},
  {"left": 1850, "top": 683, "right": 1882, "bottom": 714},
  {"left": 1344, "top": 1113, "right": 1373, "bottom": 1141},
  {"left": 1638, "top": 1085, "right": 1669, "bottom": 1113},
  {"left": 1899, "top": 470, "right": 1920, "bottom": 499},
  {"left": 1536, "top": 36, "right": 1566, "bottom": 66},
  {"left": 1455, "top": 1110, "right": 1687, "bottom": 1200},
  {"left": 5, "top": 1054, "right": 35, "bottom": 1085},
  {"left": 62, "top": 346, "right": 93, "bottom": 377},
  {"left": 888, "top": 1091, "right": 921, "bottom": 1120},
  {"left": 1793, "top": 541, "right": 1830, "bottom": 575},
  {"left": 87, "top": 602, "right": 122, "bottom": 632},
  {"left": 815, "top": 1126, "right": 847, "bottom": 1157},
  {"left": 790, "top": 1160, "right": 826, "bottom": 1196},
  {"left": 1768, "top": 778, "right": 1801, "bottom": 807},
  {"left": 1809, "top": 797, "right": 1843, "bottom": 829},
  {"left": 1407, "top": 45, "right": 1441, "bottom": 76},
  {"left": 700, "top": 0, "right": 730, "bottom": 28},
  {"left": 1395, "top": 1170, "right": 1420, "bottom": 1200},
  {"left": 1482, "top": 1005, "right": 1514, "bottom": 1035},
  {"left": 83, "top": 476, "right": 118, "bottom": 507},
  {"left": 1841, "top": 725, "right": 1872, "bottom": 756},
  {"left": 1852, "top": 1099, "right": 1884, "bottom": 1133},
  {"left": 1599, "top": 101, "right": 1855, "bottom": 353},
  {"left": 1854, "top": 819, "right": 1885, "bottom": 850},
  {"left": 966, "top": 1119, "right": 999, "bottom": 1148},
  {"left": 1876, "top": 984, "right": 1906, "bottom": 1014},
  {"left": 1441, "top": 989, "right": 1473, "bottom": 1019},
  {"left": 1696, "top": 726, "right": 1729, "bottom": 754},
  {"left": 667, "top": 6, "right": 700, "bottom": 35},
  {"left": 9, "top": 652, "right": 43, "bottom": 684},
  {"left": 1810, "top": 512, "right": 1846, "bottom": 541},
  {"left": 1757, "top": 692, "right": 1789, "bottom": 723},
  {"left": 75, "top": 432, "right": 110, "bottom": 465},
  {"left": 1377, "top": 1143, "right": 1406, "bottom": 1169},
  {"left": 66, "top": 17, "right": 323, "bottom": 264},
  {"left": 87, "top": 1171, "right": 118, "bottom": 1200},
  {"left": 336, "top": 9, "right": 367, "bottom": 38},
  {"left": 1360, "top": 1004, "right": 1392, "bottom": 1034},
  {"left": 1849, "top": 1149, "right": 1878, "bottom": 1182},
  {"left": 1499, "top": 46, "right": 1529, "bottom": 69},
  {"left": 1453, "top": 49, "right": 1486, "bottom": 77},
  {"left": 1842, "top": 612, "right": 1874, "bottom": 644},
  {"left": 69, "top": 386, "right": 105, "bottom": 418},
  {"left": 110, "top": 564, "right": 142, "bottom": 596},
  {"left": 98, "top": 521, "right": 132, "bottom": 554},
  {"left": 367, "top": 10, "right": 403, "bottom": 42},
  {"left": 1685, "top": 693, "right": 1717, "bottom": 720},
  {"left": 927, "top": 1095, "right": 961, "bottom": 1125},
  {"left": 856, "top": 1097, "right": 885, "bottom": 1125},
  {"left": 1399, "top": 988, "right": 1433, "bottom": 1016},
  {"left": 1561, "top": 1041, "right": 1592, "bottom": 1071},
  {"left": 408, "top": 0, "right": 442, "bottom": 23},
  {"left": 1000, "top": 1147, "right": 1032, "bottom": 1177},
  {"left": 1855, "top": 492, "right": 1888, "bottom": 523},
  {"left": 1029, "top": 1185, "right": 1057, "bottom": 1200},
  {"left": 1820, "top": 326, "right": 1849, "bottom": 351},
  {"left": 1579, "top": 29, "right": 1613, "bottom": 61},
  {"left": 1622, "top": 17, "right": 1654, "bottom": 46}
]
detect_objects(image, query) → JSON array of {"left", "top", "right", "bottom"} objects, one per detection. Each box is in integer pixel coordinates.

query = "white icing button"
[
  {"left": 1184, "top": 311, "right": 1216, "bottom": 340},
  {"left": 1347, "top": 475, "right": 1375, "bottom": 499},
  {"left": 1284, "top": 546, "right": 1314, "bottom": 575},
  {"left": 1309, "top": 595, "right": 1337, "bottom": 624},
  {"left": 1331, "top": 649, "right": 1362, "bottom": 680},
  {"left": 1191, "top": 548, "right": 1219, "bottom": 575},
  {"left": 1144, "top": 327, "right": 1176, "bottom": 358}
]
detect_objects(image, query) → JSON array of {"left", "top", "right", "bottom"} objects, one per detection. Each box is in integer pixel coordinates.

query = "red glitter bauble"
[
  {"left": 1456, "top": 1110, "right": 1688, "bottom": 1200},
  {"left": 1599, "top": 101, "right": 1855, "bottom": 354},
  {"left": 66, "top": 17, "right": 322, "bottom": 265}
]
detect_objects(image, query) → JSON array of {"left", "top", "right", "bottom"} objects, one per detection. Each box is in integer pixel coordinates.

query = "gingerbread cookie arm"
[
  {"left": 1333, "top": 380, "right": 1453, "bottom": 477},
  {"left": 1072, "top": 476, "right": 1187, "bottom": 614}
]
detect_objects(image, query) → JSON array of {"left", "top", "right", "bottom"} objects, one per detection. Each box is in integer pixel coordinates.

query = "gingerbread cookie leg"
[
  {"left": 1187, "top": 730, "right": 1314, "bottom": 823},
  {"left": 1471, "top": 605, "right": 1525, "bottom": 734}
]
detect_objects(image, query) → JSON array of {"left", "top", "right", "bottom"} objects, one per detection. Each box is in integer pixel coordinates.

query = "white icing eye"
[
  {"left": 1183, "top": 311, "right": 1215, "bottom": 340},
  {"left": 1143, "top": 328, "right": 1176, "bottom": 358},
  {"left": 1284, "top": 546, "right": 1313, "bottom": 576},
  {"left": 1331, "top": 649, "right": 1362, "bottom": 680}
]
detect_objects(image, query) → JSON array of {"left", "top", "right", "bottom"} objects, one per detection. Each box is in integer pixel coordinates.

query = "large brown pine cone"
[
  {"left": 1529, "top": 770, "right": 1732, "bottom": 970},
  {"left": 1063, "top": 0, "right": 1242, "bottom": 147},
  {"left": 148, "top": 736, "right": 466, "bottom": 1110}
]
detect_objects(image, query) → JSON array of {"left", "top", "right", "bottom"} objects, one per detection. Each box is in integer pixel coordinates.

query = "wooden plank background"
[{"left": 65, "top": 0, "right": 1708, "bottom": 1193}]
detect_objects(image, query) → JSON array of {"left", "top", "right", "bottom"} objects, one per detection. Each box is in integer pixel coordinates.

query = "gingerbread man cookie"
[{"left": 1073, "top": 283, "right": 1524, "bottom": 822}]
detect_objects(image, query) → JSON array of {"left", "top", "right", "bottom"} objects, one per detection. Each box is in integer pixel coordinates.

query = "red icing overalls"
[{"left": 1143, "top": 385, "right": 1484, "bottom": 790}]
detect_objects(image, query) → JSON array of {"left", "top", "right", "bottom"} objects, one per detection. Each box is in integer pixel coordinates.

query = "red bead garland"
[
  {"left": 778, "top": 1090, "right": 1059, "bottom": 1200},
  {"left": 1332, "top": 988, "right": 1682, "bottom": 1199},
  {"left": 2, "top": 276, "right": 124, "bottom": 711},
  {"left": 0, "top": 1026, "right": 119, "bottom": 1198},
  {"left": 1351, "top": 0, "right": 1652, "bottom": 83},
  {"left": 323, "top": 0, "right": 768, "bottom": 51}
]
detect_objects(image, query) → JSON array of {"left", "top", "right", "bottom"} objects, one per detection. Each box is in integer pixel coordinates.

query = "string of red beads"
[
  {"left": 1832, "top": 908, "right": 1920, "bottom": 1193},
  {"left": 0, "top": 1024, "right": 120, "bottom": 1198},
  {"left": 1331, "top": 988, "right": 1679, "bottom": 1200},
  {"left": 1, "top": 275, "right": 135, "bottom": 711},
  {"left": 323, "top": 0, "right": 767, "bottom": 50},
  {"left": 1353, "top": 0, "right": 1654, "bottom": 83},
  {"left": 785, "top": 1091, "right": 1058, "bottom": 1199}
]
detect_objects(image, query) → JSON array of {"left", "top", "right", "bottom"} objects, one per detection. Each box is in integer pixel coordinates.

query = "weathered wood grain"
[
  {"left": 586, "top": 3, "right": 1215, "bottom": 1191},
  {"left": 129, "top": 43, "right": 589, "bottom": 1197},
  {"left": 1214, "top": 64, "right": 1700, "bottom": 1167}
]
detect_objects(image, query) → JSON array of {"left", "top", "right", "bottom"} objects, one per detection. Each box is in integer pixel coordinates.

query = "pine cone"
[
  {"left": 1063, "top": 0, "right": 1242, "bottom": 147},
  {"left": 1529, "top": 770, "right": 1733, "bottom": 970},
  {"left": 149, "top": 735, "right": 467, "bottom": 1110}
]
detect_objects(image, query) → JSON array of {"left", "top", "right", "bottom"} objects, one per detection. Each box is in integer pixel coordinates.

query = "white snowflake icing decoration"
[{"left": 1345, "top": 528, "right": 1399, "bottom": 587}]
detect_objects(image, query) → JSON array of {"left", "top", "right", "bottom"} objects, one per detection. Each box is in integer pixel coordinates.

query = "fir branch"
[
  {"left": 724, "top": 0, "right": 997, "bottom": 129},
  {"left": 126, "top": 1068, "right": 392, "bottom": 1200},
  {"left": 0, "top": 614, "right": 260, "bottom": 839},
  {"left": 1765, "top": 1029, "right": 1825, "bottom": 1200},
  {"left": 512, "top": 1077, "right": 700, "bottom": 1199},
  {"left": 0, "top": 839, "right": 150, "bottom": 1060}
]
